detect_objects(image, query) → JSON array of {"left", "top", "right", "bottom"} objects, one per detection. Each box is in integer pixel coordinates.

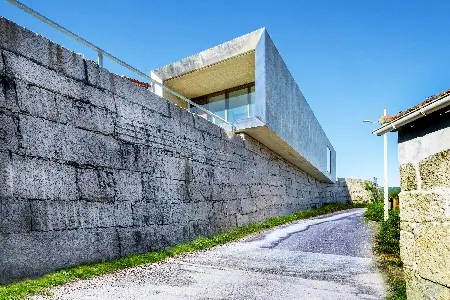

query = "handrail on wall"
[{"left": 6, "top": 0, "right": 235, "bottom": 130}]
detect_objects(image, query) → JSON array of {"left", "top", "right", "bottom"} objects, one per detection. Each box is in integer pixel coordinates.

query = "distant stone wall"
[
  {"left": 321, "top": 178, "right": 375, "bottom": 204},
  {"left": 0, "top": 18, "right": 350, "bottom": 283},
  {"left": 344, "top": 178, "right": 375, "bottom": 204},
  {"left": 398, "top": 108, "right": 450, "bottom": 299}
]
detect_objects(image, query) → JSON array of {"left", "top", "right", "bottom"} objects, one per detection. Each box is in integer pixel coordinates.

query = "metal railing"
[{"left": 6, "top": 0, "right": 234, "bottom": 130}]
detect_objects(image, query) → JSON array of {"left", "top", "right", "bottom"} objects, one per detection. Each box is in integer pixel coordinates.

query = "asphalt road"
[{"left": 35, "top": 208, "right": 385, "bottom": 300}]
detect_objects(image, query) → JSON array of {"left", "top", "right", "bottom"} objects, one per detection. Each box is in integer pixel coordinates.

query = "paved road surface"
[{"left": 35, "top": 208, "right": 385, "bottom": 300}]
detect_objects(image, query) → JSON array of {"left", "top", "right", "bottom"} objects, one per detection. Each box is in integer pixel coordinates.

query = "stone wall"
[
  {"left": 321, "top": 178, "right": 376, "bottom": 204},
  {"left": 0, "top": 18, "right": 350, "bottom": 283},
  {"left": 344, "top": 178, "right": 376, "bottom": 204},
  {"left": 398, "top": 107, "right": 450, "bottom": 299}
]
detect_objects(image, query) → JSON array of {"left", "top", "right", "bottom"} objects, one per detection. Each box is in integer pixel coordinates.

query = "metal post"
[
  {"left": 97, "top": 52, "right": 103, "bottom": 67},
  {"left": 383, "top": 108, "right": 389, "bottom": 221}
]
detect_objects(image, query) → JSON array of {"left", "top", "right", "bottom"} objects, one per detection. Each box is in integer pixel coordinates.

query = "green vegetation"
[
  {"left": 364, "top": 188, "right": 405, "bottom": 300},
  {"left": 0, "top": 203, "right": 363, "bottom": 300},
  {"left": 377, "top": 209, "right": 400, "bottom": 255},
  {"left": 364, "top": 201, "right": 384, "bottom": 222},
  {"left": 388, "top": 187, "right": 401, "bottom": 200},
  {"left": 364, "top": 182, "right": 382, "bottom": 202}
]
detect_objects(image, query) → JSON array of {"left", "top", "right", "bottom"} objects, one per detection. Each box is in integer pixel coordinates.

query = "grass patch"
[
  {"left": 377, "top": 253, "right": 406, "bottom": 300},
  {"left": 0, "top": 202, "right": 363, "bottom": 300},
  {"left": 365, "top": 207, "right": 406, "bottom": 300},
  {"left": 364, "top": 201, "right": 384, "bottom": 222},
  {"left": 377, "top": 209, "right": 400, "bottom": 255}
]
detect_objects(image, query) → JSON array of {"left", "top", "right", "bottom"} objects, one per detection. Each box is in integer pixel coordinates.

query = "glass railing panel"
[
  {"left": 207, "top": 94, "right": 226, "bottom": 124},
  {"left": 249, "top": 86, "right": 255, "bottom": 118},
  {"left": 228, "top": 88, "right": 249, "bottom": 123}
]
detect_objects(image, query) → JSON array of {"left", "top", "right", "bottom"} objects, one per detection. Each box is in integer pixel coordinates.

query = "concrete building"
[
  {"left": 373, "top": 89, "right": 450, "bottom": 299},
  {"left": 152, "top": 29, "right": 336, "bottom": 183}
]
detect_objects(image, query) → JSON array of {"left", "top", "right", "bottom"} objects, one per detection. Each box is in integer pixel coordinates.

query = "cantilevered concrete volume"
[{"left": 152, "top": 28, "right": 336, "bottom": 183}]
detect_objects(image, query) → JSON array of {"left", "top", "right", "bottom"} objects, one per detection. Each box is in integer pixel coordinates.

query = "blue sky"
[{"left": 2, "top": 0, "right": 450, "bottom": 186}]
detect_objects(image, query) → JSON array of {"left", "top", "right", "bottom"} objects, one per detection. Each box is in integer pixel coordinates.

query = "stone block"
[
  {"left": 85, "top": 59, "right": 112, "bottom": 91},
  {"left": 113, "top": 76, "right": 170, "bottom": 117},
  {"left": 236, "top": 185, "right": 251, "bottom": 199},
  {"left": 20, "top": 115, "right": 121, "bottom": 167},
  {"left": 30, "top": 199, "right": 80, "bottom": 231},
  {"left": 15, "top": 80, "right": 59, "bottom": 121},
  {"left": 49, "top": 42, "right": 85, "bottom": 81},
  {"left": 83, "top": 85, "right": 116, "bottom": 112},
  {"left": 0, "top": 228, "right": 120, "bottom": 284},
  {"left": 0, "top": 151, "right": 12, "bottom": 198},
  {"left": 113, "top": 201, "right": 134, "bottom": 227},
  {"left": 17, "top": 82, "right": 115, "bottom": 134},
  {"left": 400, "top": 163, "right": 417, "bottom": 191},
  {"left": 400, "top": 229, "right": 416, "bottom": 269},
  {"left": 0, "top": 112, "right": 18, "bottom": 152},
  {"left": 65, "top": 127, "right": 121, "bottom": 168},
  {"left": 420, "top": 149, "right": 450, "bottom": 190},
  {"left": 117, "top": 226, "right": 166, "bottom": 257},
  {"left": 132, "top": 200, "right": 164, "bottom": 226},
  {"left": 187, "top": 201, "right": 212, "bottom": 221},
  {"left": 19, "top": 114, "right": 65, "bottom": 160},
  {"left": 11, "top": 155, "right": 77, "bottom": 201},
  {"left": 210, "top": 200, "right": 238, "bottom": 231},
  {"left": 58, "top": 98, "right": 115, "bottom": 135},
  {"left": 240, "top": 197, "right": 257, "bottom": 214},
  {"left": 0, "top": 50, "right": 4, "bottom": 74},
  {"left": 170, "top": 103, "right": 194, "bottom": 127},
  {"left": 400, "top": 191, "right": 450, "bottom": 222},
  {"left": 183, "top": 220, "right": 213, "bottom": 240},
  {"left": 90, "top": 65, "right": 169, "bottom": 117},
  {"left": 160, "top": 223, "right": 189, "bottom": 245},
  {"left": 3, "top": 51, "right": 84, "bottom": 99},
  {"left": 0, "top": 17, "right": 51, "bottom": 67},
  {"left": 236, "top": 213, "right": 251, "bottom": 226},
  {"left": 404, "top": 269, "right": 450, "bottom": 300},
  {"left": 193, "top": 114, "right": 222, "bottom": 137},
  {"left": 77, "top": 168, "right": 115, "bottom": 203},
  {"left": 0, "top": 198, "right": 31, "bottom": 233},
  {"left": 76, "top": 201, "right": 132, "bottom": 229},
  {"left": 185, "top": 182, "right": 212, "bottom": 202},
  {"left": 115, "top": 170, "right": 142, "bottom": 202},
  {"left": 415, "top": 222, "right": 450, "bottom": 287},
  {"left": 0, "top": 73, "right": 19, "bottom": 112}
]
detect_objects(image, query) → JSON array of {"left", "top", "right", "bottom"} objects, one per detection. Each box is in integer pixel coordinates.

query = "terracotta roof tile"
[
  {"left": 122, "top": 76, "right": 152, "bottom": 89},
  {"left": 379, "top": 88, "right": 450, "bottom": 125}
]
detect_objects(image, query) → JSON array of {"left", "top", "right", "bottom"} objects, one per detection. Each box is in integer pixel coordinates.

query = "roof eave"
[{"left": 372, "top": 94, "right": 450, "bottom": 136}]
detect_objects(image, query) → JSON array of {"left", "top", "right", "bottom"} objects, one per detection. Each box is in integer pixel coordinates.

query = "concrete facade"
[
  {"left": 397, "top": 107, "right": 450, "bottom": 299},
  {"left": 153, "top": 29, "right": 335, "bottom": 183},
  {"left": 0, "top": 18, "right": 350, "bottom": 283}
]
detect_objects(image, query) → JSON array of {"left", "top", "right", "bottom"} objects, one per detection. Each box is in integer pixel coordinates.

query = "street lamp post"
[{"left": 363, "top": 109, "right": 389, "bottom": 221}]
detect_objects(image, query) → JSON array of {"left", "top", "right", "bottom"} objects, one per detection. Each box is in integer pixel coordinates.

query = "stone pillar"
[{"left": 399, "top": 150, "right": 450, "bottom": 300}]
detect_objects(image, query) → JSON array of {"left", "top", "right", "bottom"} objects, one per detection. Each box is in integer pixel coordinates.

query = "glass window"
[
  {"left": 190, "top": 83, "right": 255, "bottom": 124},
  {"left": 228, "top": 88, "right": 249, "bottom": 123},
  {"left": 249, "top": 85, "right": 255, "bottom": 117},
  {"left": 207, "top": 94, "right": 226, "bottom": 124},
  {"left": 327, "top": 147, "right": 332, "bottom": 173}
]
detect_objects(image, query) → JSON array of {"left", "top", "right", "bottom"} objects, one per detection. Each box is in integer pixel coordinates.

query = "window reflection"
[
  {"left": 191, "top": 82, "right": 255, "bottom": 124},
  {"left": 228, "top": 88, "right": 249, "bottom": 123},
  {"left": 208, "top": 94, "right": 226, "bottom": 124}
]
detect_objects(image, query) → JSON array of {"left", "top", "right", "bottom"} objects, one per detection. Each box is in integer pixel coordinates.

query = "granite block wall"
[
  {"left": 398, "top": 108, "right": 450, "bottom": 299},
  {"left": 0, "top": 18, "right": 349, "bottom": 283}
]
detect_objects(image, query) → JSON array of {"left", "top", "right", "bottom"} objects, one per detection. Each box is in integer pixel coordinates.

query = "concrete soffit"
[
  {"left": 163, "top": 50, "right": 256, "bottom": 98},
  {"left": 153, "top": 28, "right": 265, "bottom": 82}
]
